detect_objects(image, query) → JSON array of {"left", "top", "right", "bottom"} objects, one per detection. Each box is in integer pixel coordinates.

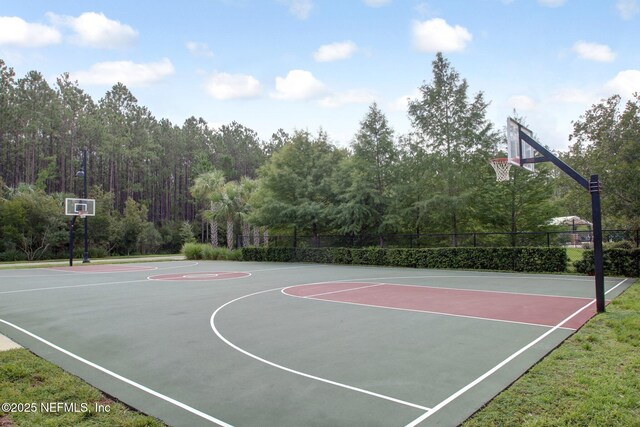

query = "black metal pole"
[
  {"left": 516, "top": 122, "right": 606, "bottom": 312},
  {"left": 590, "top": 175, "right": 606, "bottom": 313},
  {"left": 82, "top": 149, "right": 90, "bottom": 263},
  {"left": 69, "top": 216, "right": 77, "bottom": 267}
]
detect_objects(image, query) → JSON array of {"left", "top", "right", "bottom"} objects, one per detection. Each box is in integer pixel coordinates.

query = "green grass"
[
  {"left": 565, "top": 247, "right": 584, "bottom": 273},
  {"left": 0, "top": 254, "right": 185, "bottom": 270},
  {"left": 0, "top": 349, "right": 165, "bottom": 426},
  {"left": 463, "top": 280, "right": 640, "bottom": 427}
]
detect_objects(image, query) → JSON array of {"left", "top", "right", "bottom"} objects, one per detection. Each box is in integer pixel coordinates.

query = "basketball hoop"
[
  {"left": 77, "top": 210, "right": 87, "bottom": 219},
  {"left": 490, "top": 158, "right": 512, "bottom": 182}
]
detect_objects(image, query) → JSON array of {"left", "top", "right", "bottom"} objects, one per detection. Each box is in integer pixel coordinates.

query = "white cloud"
[
  {"left": 617, "top": 0, "right": 639, "bottom": 19},
  {"left": 551, "top": 88, "right": 596, "bottom": 104},
  {"left": 47, "top": 12, "right": 138, "bottom": 49},
  {"left": 363, "top": 0, "right": 392, "bottom": 7},
  {"left": 0, "top": 16, "right": 61, "bottom": 48},
  {"left": 572, "top": 41, "right": 616, "bottom": 62},
  {"left": 605, "top": 70, "right": 640, "bottom": 98},
  {"left": 507, "top": 95, "right": 536, "bottom": 111},
  {"left": 71, "top": 58, "right": 175, "bottom": 87},
  {"left": 186, "top": 41, "right": 214, "bottom": 58},
  {"left": 412, "top": 18, "right": 472, "bottom": 53},
  {"left": 389, "top": 90, "right": 420, "bottom": 112},
  {"left": 205, "top": 72, "right": 263, "bottom": 100},
  {"left": 280, "top": 0, "right": 314, "bottom": 20},
  {"left": 319, "top": 89, "right": 376, "bottom": 108},
  {"left": 271, "top": 69, "right": 327, "bottom": 100},
  {"left": 313, "top": 41, "right": 357, "bottom": 62},
  {"left": 537, "top": 0, "right": 567, "bottom": 7}
]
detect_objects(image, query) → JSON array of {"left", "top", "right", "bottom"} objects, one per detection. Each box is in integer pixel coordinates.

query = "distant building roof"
[{"left": 549, "top": 216, "right": 592, "bottom": 226}]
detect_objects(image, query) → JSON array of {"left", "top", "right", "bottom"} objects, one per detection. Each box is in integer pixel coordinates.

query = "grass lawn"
[
  {"left": 565, "top": 247, "right": 585, "bottom": 273},
  {"left": 0, "top": 349, "right": 165, "bottom": 426},
  {"left": 464, "top": 280, "right": 640, "bottom": 426}
]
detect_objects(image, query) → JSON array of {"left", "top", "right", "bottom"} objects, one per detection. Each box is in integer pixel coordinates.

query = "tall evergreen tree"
[
  {"left": 332, "top": 103, "right": 399, "bottom": 240},
  {"left": 406, "top": 53, "right": 499, "bottom": 241}
]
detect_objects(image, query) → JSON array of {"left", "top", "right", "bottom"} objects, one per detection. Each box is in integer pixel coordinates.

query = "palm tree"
[
  {"left": 216, "top": 181, "right": 241, "bottom": 250},
  {"left": 190, "top": 170, "right": 225, "bottom": 247},
  {"left": 238, "top": 177, "right": 258, "bottom": 246}
]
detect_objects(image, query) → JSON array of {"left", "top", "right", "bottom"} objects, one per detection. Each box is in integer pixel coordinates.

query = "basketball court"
[{"left": 0, "top": 260, "right": 633, "bottom": 426}]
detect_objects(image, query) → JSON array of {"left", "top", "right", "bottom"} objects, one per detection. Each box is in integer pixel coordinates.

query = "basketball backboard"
[
  {"left": 506, "top": 118, "right": 535, "bottom": 172},
  {"left": 65, "top": 198, "right": 96, "bottom": 217}
]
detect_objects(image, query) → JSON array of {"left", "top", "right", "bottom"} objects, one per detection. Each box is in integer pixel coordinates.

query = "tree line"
[{"left": 1, "top": 54, "right": 638, "bottom": 260}]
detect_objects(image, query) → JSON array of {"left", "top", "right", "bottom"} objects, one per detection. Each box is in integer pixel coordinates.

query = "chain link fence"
[{"left": 248, "top": 229, "right": 637, "bottom": 249}]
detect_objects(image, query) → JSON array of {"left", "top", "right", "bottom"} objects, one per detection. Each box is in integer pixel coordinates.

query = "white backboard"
[
  {"left": 65, "top": 198, "right": 96, "bottom": 216},
  {"left": 507, "top": 118, "right": 535, "bottom": 172}
]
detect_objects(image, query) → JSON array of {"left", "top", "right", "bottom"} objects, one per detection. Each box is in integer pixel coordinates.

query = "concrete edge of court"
[{"left": 0, "top": 333, "right": 21, "bottom": 351}]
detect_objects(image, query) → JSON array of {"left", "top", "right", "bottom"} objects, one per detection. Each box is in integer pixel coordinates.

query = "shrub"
[
  {"left": 0, "top": 250, "right": 28, "bottom": 262},
  {"left": 241, "top": 246, "right": 567, "bottom": 273},
  {"left": 604, "top": 240, "right": 635, "bottom": 250},
  {"left": 182, "top": 242, "right": 203, "bottom": 259},
  {"left": 350, "top": 247, "right": 385, "bottom": 266},
  {"left": 575, "top": 248, "right": 640, "bottom": 277},
  {"left": 181, "top": 243, "right": 241, "bottom": 261}
]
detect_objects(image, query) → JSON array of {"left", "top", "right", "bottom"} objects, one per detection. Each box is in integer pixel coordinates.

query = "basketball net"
[{"left": 490, "top": 158, "right": 511, "bottom": 182}]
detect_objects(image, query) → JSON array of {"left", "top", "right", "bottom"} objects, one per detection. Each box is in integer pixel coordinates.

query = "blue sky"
[{"left": 1, "top": 0, "right": 639, "bottom": 150}]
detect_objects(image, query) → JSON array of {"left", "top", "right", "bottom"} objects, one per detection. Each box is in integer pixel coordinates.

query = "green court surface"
[{"left": 0, "top": 261, "right": 633, "bottom": 426}]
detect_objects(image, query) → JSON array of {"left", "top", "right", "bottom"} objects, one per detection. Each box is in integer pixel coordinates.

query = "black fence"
[{"left": 239, "top": 229, "right": 639, "bottom": 249}]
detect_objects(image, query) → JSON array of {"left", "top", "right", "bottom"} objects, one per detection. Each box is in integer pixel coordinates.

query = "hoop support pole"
[
  {"left": 590, "top": 175, "right": 605, "bottom": 313},
  {"left": 514, "top": 124, "right": 605, "bottom": 312},
  {"left": 69, "top": 216, "right": 77, "bottom": 267}
]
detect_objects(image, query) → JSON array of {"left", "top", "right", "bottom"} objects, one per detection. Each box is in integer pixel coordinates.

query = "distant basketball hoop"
[{"left": 489, "top": 158, "right": 512, "bottom": 182}]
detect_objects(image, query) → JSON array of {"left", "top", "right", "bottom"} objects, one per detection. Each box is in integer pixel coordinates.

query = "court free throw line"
[
  {"left": 0, "top": 318, "right": 232, "bottom": 427},
  {"left": 281, "top": 283, "right": 577, "bottom": 331},
  {"left": 404, "top": 278, "right": 631, "bottom": 427},
  {"left": 210, "top": 285, "right": 431, "bottom": 412}
]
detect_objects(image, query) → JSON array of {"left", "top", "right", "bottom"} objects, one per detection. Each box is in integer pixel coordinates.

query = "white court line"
[
  {"left": 404, "top": 278, "right": 631, "bottom": 427},
  {"left": 210, "top": 285, "right": 431, "bottom": 412},
  {"left": 157, "top": 261, "right": 200, "bottom": 270},
  {"left": 44, "top": 266, "right": 159, "bottom": 274},
  {"left": 286, "top": 272, "right": 626, "bottom": 302},
  {"left": 0, "top": 279, "right": 150, "bottom": 295},
  {"left": 0, "top": 262, "right": 199, "bottom": 279},
  {"left": 345, "top": 272, "right": 617, "bottom": 284},
  {"left": 283, "top": 287, "right": 575, "bottom": 331},
  {"left": 147, "top": 271, "right": 251, "bottom": 281},
  {"left": 0, "top": 318, "right": 232, "bottom": 426},
  {"left": 362, "top": 281, "right": 596, "bottom": 301},
  {"left": 301, "top": 283, "right": 384, "bottom": 298},
  {"left": 245, "top": 265, "right": 322, "bottom": 273},
  {"left": 43, "top": 261, "right": 201, "bottom": 275}
]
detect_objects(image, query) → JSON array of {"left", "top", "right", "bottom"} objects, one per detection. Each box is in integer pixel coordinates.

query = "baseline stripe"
[{"left": 0, "top": 318, "right": 232, "bottom": 426}]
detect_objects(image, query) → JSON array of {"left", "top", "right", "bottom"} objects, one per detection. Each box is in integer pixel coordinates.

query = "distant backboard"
[
  {"left": 65, "top": 198, "right": 96, "bottom": 217},
  {"left": 507, "top": 118, "right": 535, "bottom": 172}
]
